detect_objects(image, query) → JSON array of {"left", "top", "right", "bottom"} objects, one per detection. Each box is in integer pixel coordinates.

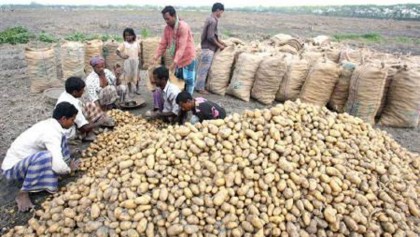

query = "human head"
[
  {"left": 53, "top": 102, "right": 78, "bottom": 129},
  {"left": 176, "top": 91, "right": 194, "bottom": 112},
  {"left": 161, "top": 6, "right": 177, "bottom": 27},
  {"left": 90, "top": 56, "right": 105, "bottom": 75},
  {"left": 212, "top": 3, "right": 224, "bottom": 18},
  {"left": 65, "top": 77, "right": 85, "bottom": 98},
  {"left": 123, "top": 28, "right": 136, "bottom": 42},
  {"left": 153, "top": 66, "right": 169, "bottom": 89}
]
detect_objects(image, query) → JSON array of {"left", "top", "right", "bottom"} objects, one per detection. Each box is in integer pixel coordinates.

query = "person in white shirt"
[
  {"left": 145, "top": 66, "right": 181, "bottom": 123},
  {"left": 84, "top": 56, "right": 127, "bottom": 110},
  {"left": 57, "top": 77, "right": 114, "bottom": 141},
  {"left": 1, "top": 102, "right": 80, "bottom": 212}
]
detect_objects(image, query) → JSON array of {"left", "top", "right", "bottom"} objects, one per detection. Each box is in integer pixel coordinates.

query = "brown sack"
[
  {"left": 226, "top": 53, "right": 265, "bottom": 102},
  {"left": 345, "top": 63, "right": 388, "bottom": 125},
  {"left": 61, "top": 41, "right": 85, "bottom": 79},
  {"left": 141, "top": 38, "right": 160, "bottom": 70},
  {"left": 376, "top": 66, "right": 398, "bottom": 119},
  {"left": 251, "top": 55, "right": 289, "bottom": 104},
  {"left": 103, "top": 40, "right": 125, "bottom": 70},
  {"left": 299, "top": 59, "right": 341, "bottom": 107},
  {"left": 206, "top": 45, "right": 236, "bottom": 95},
  {"left": 379, "top": 65, "right": 420, "bottom": 127},
  {"left": 339, "top": 48, "right": 368, "bottom": 64},
  {"left": 84, "top": 39, "right": 103, "bottom": 75},
  {"left": 301, "top": 51, "right": 324, "bottom": 66},
  {"left": 276, "top": 56, "right": 310, "bottom": 102},
  {"left": 25, "top": 46, "right": 61, "bottom": 93},
  {"left": 328, "top": 61, "right": 356, "bottom": 113}
]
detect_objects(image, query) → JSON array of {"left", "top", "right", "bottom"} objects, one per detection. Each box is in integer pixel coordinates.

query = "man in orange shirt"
[{"left": 154, "top": 6, "right": 197, "bottom": 95}]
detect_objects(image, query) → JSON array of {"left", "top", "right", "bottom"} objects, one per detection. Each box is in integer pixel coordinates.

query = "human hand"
[{"left": 70, "top": 159, "right": 81, "bottom": 172}]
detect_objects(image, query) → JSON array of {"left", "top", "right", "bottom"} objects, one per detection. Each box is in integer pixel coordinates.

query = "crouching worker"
[
  {"left": 85, "top": 56, "right": 127, "bottom": 110},
  {"left": 145, "top": 66, "right": 181, "bottom": 123},
  {"left": 1, "top": 102, "right": 81, "bottom": 212},
  {"left": 176, "top": 91, "right": 226, "bottom": 124},
  {"left": 57, "top": 77, "right": 114, "bottom": 141}
]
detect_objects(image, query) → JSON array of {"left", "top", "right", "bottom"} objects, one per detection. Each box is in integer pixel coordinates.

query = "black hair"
[
  {"left": 53, "top": 102, "right": 78, "bottom": 120},
  {"left": 153, "top": 66, "right": 169, "bottom": 81},
  {"left": 176, "top": 91, "right": 193, "bottom": 104},
  {"left": 161, "top": 6, "right": 176, "bottom": 17},
  {"left": 65, "top": 77, "right": 85, "bottom": 94},
  {"left": 212, "top": 3, "right": 224, "bottom": 12},
  {"left": 123, "top": 28, "right": 136, "bottom": 41}
]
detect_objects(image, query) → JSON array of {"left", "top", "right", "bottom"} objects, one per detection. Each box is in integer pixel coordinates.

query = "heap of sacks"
[
  {"left": 4, "top": 102, "right": 420, "bottom": 236},
  {"left": 204, "top": 34, "right": 420, "bottom": 128}
]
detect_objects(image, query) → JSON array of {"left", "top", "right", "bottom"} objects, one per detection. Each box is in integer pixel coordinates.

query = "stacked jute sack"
[
  {"left": 206, "top": 34, "right": 420, "bottom": 128},
  {"left": 25, "top": 39, "right": 141, "bottom": 94}
]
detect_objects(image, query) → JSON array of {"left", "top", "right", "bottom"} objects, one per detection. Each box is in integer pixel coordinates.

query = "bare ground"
[{"left": 0, "top": 9, "right": 419, "bottom": 233}]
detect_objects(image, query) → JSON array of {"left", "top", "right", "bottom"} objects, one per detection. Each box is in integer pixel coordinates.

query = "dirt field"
[{"left": 0, "top": 9, "right": 420, "bottom": 233}]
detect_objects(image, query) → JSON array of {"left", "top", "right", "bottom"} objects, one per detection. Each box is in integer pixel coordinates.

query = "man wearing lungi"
[{"left": 1, "top": 102, "right": 80, "bottom": 212}]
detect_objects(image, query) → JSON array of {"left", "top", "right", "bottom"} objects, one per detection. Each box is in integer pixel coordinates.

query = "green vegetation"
[
  {"left": 101, "top": 34, "right": 124, "bottom": 42},
  {"left": 394, "top": 36, "right": 420, "bottom": 45},
  {"left": 64, "top": 32, "right": 88, "bottom": 42},
  {"left": 141, "top": 28, "right": 150, "bottom": 39},
  {"left": 38, "top": 31, "right": 58, "bottom": 43},
  {"left": 0, "top": 26, "right": 34, "bottom": 45},
  {"left": 222, "top": 29, "right": 234, "bottom": 37},
  {"left": 333, "top": 33, "right": 384, "bottom": 43},
  {"left": 64, "top": 32, "right": 124, "bottom": 42}
]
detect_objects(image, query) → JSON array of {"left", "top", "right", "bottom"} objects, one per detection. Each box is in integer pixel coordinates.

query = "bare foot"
[{"left": 16, "top": 191, "right": 34, "bottom": 212}]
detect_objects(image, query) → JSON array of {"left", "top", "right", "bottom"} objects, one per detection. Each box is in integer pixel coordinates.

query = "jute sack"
[
  {"left": 339, "top": 48, "right": 368, "bottom": 64},
  {"left": 379, "top": 65, "right": 420, "bottom": 127},
  {"left": 84, "top": 39, "right": 103, "bottom": 75},
  {"left": 301, "top": 51, "right": 324, "bottom": 66},
  {"left": 103, "top": 40, "right": 125, "bottom": 70},
  {"left": 141, "top": 38, "right": 160, "bottom": 70},
  {"left": 226, "top": 53, "right": 265, "bottom": 102},
  {"left": 345, "top": 63, "right": 388, "bottom": 125},
  {"left": 25, "top": 46, "right": 61, "bottom": 93},
  {"left": 299, "top": 59, "right": 341, "bottom": 107},
  {"left": 251, "top": 55, "right": 288, "bottom": 104},
  {"left": 206, "top": 45, "right": 236, "bottom": 95},
  {"left": 311, "top": 35, "right": 331, "bottom": 46},
  {"left": 328, "top": 61, "right": 356, "bottom": 113},
  {"left": 276, "top": 56, "right": 310, "bottom": 102},
  {"left": 376, "top": 66, "right": 398, "bottom": 119},
  {"left": 277, "top": 45, "right": 298, "bottom": 55},
  {"left": 61, "top": 41, "right": 85, "bottom": 79},
  {"left": 269, "top": 34, "right": 293, "bottom": 46}
]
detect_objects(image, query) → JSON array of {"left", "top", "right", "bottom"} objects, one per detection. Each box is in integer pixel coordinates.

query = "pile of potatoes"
[{"left": 5, "top": 101, "right": 420, "bottom": 237}]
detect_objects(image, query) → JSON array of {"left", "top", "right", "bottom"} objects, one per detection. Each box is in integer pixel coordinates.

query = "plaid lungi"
[
  {"left": 2, "top": 136, "right": 71, "bottom": 193},
  {"left": 83, "top": 102, "right": 104, "bottom": 123}
]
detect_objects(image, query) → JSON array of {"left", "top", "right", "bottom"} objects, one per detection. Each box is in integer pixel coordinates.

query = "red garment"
[{"left": 156, "top": 21, "right": 196, "bottom": 68}]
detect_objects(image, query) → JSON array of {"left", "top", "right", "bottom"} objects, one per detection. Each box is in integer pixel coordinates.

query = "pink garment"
[{"left": 156, "top": 21, "right": 196, "bottom": 68}]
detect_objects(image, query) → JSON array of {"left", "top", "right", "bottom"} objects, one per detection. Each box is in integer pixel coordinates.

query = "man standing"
[
  {"left": 195, "top": 3, "right": 227, "bottom": 94},
  {"left": 154, "top": 6, "right": 197, "bottom": 95}
]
